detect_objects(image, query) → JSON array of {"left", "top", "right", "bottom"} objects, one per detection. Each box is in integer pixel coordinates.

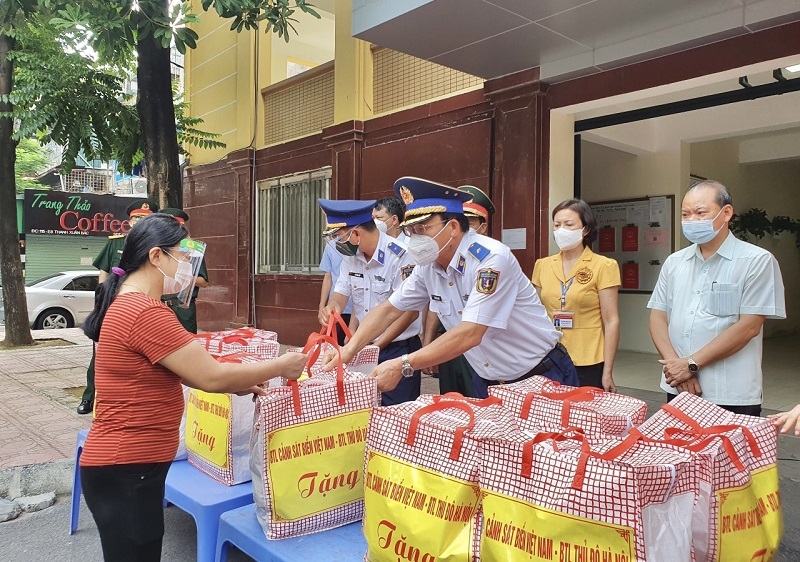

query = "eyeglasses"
[
  {"left": 324, "top": 227, "right": 355, "bottom": 243},
  {"left": 165, "top": 249, "right": 191, "bottom": 263},
  {"left": 402, "top": 221, "right": 447, "bottom": 237}
]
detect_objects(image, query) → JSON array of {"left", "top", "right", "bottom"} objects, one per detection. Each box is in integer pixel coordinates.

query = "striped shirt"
[{"left": 80, "top": 292, "right": 196, "bottom": 466}]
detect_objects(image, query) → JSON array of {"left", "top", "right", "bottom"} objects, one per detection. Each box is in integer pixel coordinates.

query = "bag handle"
[
  {"left": 523, "top": 387, "right": 599, "bottom": 426},
  {"left": 521, "top": 429, "right": 590, "bottom": 489},
  {"left": 433, "top": 392, "right": 502, "bottom": 408},
  {"left": 406, "top": 402, "right": 475, "bottom": 461},
  {"left": 288, "top": 332, "right": 346, "bottom": 416},
  {"left": 661, "top": 403, "right": 761, "bottom": 457},
  {"left": 322, "top": 310, "right": 352, "bottom": 342}
]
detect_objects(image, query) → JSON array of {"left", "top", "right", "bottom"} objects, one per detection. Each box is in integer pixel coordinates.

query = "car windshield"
[{"left": 25, "top": 273, "right": 66, "bottom": 288}]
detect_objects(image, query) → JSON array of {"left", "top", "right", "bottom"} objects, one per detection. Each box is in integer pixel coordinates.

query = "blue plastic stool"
[
  {"left": 165, "top": 461, "right": 254, "bottom": 562},
  {"left": 69, "top": 429, "right": 89, "bottom": 534},
  {"left": 215, "top": 504, "right": 367, "bottom": 562}
]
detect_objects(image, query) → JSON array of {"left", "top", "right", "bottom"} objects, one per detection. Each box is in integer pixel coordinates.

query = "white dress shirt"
[
  {"left": 389, "top": 231, "right": 561, "bottom": 382},
  {"left": 334, "top": 232, "right": 421, "bottom": 342},
  {"left": 648, "top": 232, "right": 785, "bottom": 405}
]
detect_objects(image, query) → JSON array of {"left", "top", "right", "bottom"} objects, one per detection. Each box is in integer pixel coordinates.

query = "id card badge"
[{"left": 553, "top": 310, "right": 574, "bottom": 329}]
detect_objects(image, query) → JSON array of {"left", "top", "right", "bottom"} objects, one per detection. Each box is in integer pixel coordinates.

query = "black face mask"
[{"left": 335, "top": 240, "right": 359, "bottom": 257}]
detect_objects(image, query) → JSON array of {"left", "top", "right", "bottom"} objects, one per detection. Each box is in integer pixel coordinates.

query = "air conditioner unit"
[{"left": 132, "top": 179, "right": 147, "bottom": 195}]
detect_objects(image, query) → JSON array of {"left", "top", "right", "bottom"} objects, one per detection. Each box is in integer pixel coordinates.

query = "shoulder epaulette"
[
  {"left": 108, "top": 234, "right": 125, "bottom": 239},
  {"left": 468, "top": 242, "right": 490, "bottom": 262},
  {"left": 387, "top": 241, "right": 406, "bottom": 258}
]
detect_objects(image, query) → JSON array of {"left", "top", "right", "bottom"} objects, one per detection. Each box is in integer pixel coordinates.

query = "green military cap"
[
  {"left": 126, "top": 199, "right": 159, "bottom": 218},
  {"left": 160, "top": 207, "right": 190, "bottom": 225},
  {"left": 460, "top": 185, "right": 495, "bottom": 221}
]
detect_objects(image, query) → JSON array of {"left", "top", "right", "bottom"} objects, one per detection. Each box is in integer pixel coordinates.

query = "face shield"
[{"left": 170, "top": 238, "right": 207, "bottom": 308}]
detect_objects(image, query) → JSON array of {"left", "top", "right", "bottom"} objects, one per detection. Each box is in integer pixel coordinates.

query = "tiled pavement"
[{"left": 0, "top": 329, "right": 92, "bottom": 469}]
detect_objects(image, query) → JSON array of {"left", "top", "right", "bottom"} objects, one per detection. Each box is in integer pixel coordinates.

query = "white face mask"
[
  {"left": 407, "top": 224, "right": 448, "bottom": 266},
  {"left": 374, "top": 218, "right": 389, "bottom": 234},
  {"left": 681, "top": 207, "right": 724, "bottom": 245},
  {"left": 553, "top": 227, "right": 585, "bottom": 251},
  {"left": 158, "top": 251, "right": 194, "bottom": 295}
]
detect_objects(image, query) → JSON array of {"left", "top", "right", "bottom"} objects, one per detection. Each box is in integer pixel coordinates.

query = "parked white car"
[{"left": 0, "top": 271, "right": 100, "bottom": 329}]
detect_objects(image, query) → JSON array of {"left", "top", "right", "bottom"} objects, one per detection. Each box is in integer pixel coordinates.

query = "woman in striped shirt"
[{"left": 80, "top": 213, "right": 306, "bottom": 562}]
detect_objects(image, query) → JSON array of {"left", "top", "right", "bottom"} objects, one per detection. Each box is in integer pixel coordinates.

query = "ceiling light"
[{"left": 785, "top": 64, "right": 800, "bottom": 73}]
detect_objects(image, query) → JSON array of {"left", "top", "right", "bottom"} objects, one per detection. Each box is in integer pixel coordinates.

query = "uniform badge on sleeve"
[
  {"left": 576, "top": 267, "right": 593, "bottom": 284},
  {"left": 400, "top": 264, "right": 415, "bottom": 280},
  {"left": 476, "top": 268, "right": 500, "bottom": 294}
]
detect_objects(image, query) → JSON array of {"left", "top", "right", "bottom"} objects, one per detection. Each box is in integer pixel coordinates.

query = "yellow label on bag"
[
  {"left": 717, "top": 465, "right": 782, "bottom": 561},
  {"left": 185, "top": 390, "right": 231, "bottom": 468},
  {"left": 267, "top": 409, "right": 371, "bottom": 521},
  {"left": 363, "top": 451, "right": 480, "bottom": 562},
  {"left": 481, "top": 489, "right": 635, "bottom": 562}
]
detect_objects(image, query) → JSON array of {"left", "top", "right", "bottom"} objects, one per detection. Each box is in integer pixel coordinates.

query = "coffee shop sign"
[{"left": 24, "top": 190, "right": 133, "bottom": 237}]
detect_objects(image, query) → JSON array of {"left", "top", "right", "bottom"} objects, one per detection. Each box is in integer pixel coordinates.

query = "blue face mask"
[{"left": 681, "top": 207, "right": 724, "bottom": 244}]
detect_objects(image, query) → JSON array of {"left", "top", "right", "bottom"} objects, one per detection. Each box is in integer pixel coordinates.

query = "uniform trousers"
[{"left": 378, "top": 336, "right": 422, "bottom": 406}]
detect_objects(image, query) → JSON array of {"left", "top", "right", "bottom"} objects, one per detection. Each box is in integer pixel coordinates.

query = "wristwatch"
[
  {"left": 400, "top": 354, "right": 414, "bottom": 378},
  {"left": 687, "top": 356, "right": 699, "bottom": 373}
]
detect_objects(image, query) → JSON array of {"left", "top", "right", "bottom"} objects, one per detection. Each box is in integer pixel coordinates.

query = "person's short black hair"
[
  {"left": 551, "top": 199, "right": 598, "bottom": 247},
  {"left": 374, "top": 197, "right": 405, "bottom": 223},
  {"left": 439, "top": 213, "right": 469, "bottom": 233},
  {"left": 355, "top": 220, "right": 377, "bottom": 232}
]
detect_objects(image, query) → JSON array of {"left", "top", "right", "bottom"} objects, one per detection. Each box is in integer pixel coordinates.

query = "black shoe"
[{"left": 76, "top": 399, "right": 93, "bottom": 415}]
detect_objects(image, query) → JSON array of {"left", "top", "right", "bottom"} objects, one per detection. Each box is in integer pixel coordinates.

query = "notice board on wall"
[{"left": 588, "top": 196, "right": 675, "bottom": 293}]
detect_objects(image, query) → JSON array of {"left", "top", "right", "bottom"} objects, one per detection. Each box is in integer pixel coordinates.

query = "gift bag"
[
  {"left": 196, "top": 327, "right": 278, "bottom": 355},
  {"left": 491, "top": 380, "right": 647, "bottom": 436},
  {"left": 637, "top": 394, "right": 782, "bottom": 561},
  {"left": 479, "top": 429, "right": 700, "bottom": 562},
  {"left": 186, "top": 348, "right": 278, "bottom": 485},
  {"left": 250, "top": 326, "right": 380, "bottom": 539},
  {"left": 363, "top": 394, "right": 518, "bottom": 562}
]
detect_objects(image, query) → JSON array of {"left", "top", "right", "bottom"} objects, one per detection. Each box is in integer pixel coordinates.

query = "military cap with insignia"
[
  {"left": 393, "top": 177, "right": 472, "bottom": 227},
  {"left": 460, "top": 185, "right": 495, "bottom": 221},
  {"left": 126, "top": 199, "right": 159, "bottom": 218},
  {"left": 160, "top": 207, "right": 190, "bottom": 224},
  {"left": 318, "top": 199, "right": 378, "bottom": 236}
]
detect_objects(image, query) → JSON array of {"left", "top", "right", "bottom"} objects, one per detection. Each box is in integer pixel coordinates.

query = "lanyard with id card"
[{"left": 553, "top": 277, "right": 575, "bottom": 329}]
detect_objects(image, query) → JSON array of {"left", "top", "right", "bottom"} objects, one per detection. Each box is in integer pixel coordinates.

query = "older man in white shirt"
[{"left": 648, "top": 180, "right": 785, "bottom": 416}]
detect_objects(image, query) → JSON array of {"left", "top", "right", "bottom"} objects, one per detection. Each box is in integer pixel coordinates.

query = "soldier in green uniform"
[
  {"left": 422, "top": 185, "right": 495, "bottom": 397},
  {"left": 159, "top": 208, "right": 209, "bottom": 334},
  {"left": 77, "top": 199, "right": 158, "bottom": 414}
]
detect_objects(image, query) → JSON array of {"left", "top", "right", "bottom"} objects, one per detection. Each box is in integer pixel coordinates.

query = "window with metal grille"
[{"left": 257, "top": 168, "right": 331, "bottom": 273}]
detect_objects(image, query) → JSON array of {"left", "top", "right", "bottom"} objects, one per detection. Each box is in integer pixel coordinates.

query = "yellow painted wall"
[{"left": 184, "top": 9, "right": 259, "bottom": 165}]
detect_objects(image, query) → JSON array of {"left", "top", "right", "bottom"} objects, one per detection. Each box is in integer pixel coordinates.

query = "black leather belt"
[{"left": 481, "top": 342, "right": 568, "bottom": 386}]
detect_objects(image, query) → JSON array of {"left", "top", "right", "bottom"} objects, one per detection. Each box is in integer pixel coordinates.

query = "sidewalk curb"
[{"left": 0, "top": 459, "right": 73, "bottom": 499}]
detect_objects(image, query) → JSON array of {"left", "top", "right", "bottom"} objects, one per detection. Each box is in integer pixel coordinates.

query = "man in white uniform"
[
  {"left": 648, "top": 180, "right": 785, "bottom": 416},
  {"left": 318, "top": 199, "right": 422, "bottom": 405},
  {"left": 323, "top": 177, "right": 579, "bottom": 398}
]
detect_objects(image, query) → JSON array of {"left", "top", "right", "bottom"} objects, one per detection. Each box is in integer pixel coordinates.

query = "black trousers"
[
  {"left": 666, "top": 393, "right": 761, "bottom": 417},
  {"left": 575, "top": 362, "right": 604, "bottom": 389},
  {"left": 379, "top": 336, "right": 422, "bottom": 406},
  {"left": 81, "top": 461, "right": 172, "bottom": 562}
]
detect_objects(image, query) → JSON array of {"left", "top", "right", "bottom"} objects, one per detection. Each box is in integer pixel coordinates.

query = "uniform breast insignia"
[
  {"left": 576, "top": 267, "right": 593, "bottom": 284},
  {"left": 468, "top": 243, "right": 490, "bottom": 262},
  {"left": 374, "top": 275, "right": 386, "bottom": 282},
  {"left": 476, "top": 268, "right": 500, "bottom": 294},
  {"left": 431, "top": 295, "right": 443, "bottom": 301},
  {"left": 400, "top": 264, "right": 415, "bottom": 280},
  {"left": 348, "top": 272, "right": 364, "bottom": 278},
  {"left": 456, "top": 255, "right": 466, "bottom": 274},
  {"left": 387, "top": 242, "right": 405, "bottom": 258}
]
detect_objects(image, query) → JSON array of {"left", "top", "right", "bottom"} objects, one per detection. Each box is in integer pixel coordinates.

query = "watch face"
[{"left": 688, "top": 362, "right": 698, "bottom": 372}]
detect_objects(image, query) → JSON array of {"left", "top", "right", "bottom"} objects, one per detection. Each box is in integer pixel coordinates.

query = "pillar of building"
[{"left": 485, "top": 68, "right": 550, "bottom": 274}]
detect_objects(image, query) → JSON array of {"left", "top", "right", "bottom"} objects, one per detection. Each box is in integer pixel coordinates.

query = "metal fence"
[{"left": 257, "top": 168, "right": 331, "bottom": 273}]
